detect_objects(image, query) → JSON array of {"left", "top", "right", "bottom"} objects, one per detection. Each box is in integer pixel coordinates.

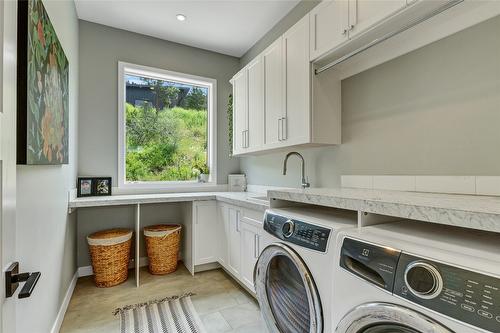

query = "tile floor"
[{"left": 60, "top": 266, "right": 268, "bottom": 333}]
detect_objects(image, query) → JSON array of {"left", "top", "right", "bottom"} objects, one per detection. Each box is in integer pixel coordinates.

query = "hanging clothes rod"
[{"left": 314, "top": 0, "right": 463, "bottom": 75}]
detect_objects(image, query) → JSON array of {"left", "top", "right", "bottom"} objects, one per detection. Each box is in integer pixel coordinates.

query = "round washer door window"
[
  {"left": 254, "top": 243, "right": 322, "bottom": 333},
  {"left": 335, "top": 303, "right": 454, "bottom": 333},
  {"left": 361, "top": 325, "right": 420, "bottom": 333}
]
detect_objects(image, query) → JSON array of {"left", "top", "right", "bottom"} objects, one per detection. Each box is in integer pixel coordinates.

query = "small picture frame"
[
  {"left": 77, "top": 178, "right": 93, "bottom": 197},
  {"left": 77, "top": 177, "right": 112, "bottom": 197},
  {"left": 94, "top": 177, "right": 112, "bottom": 196}
]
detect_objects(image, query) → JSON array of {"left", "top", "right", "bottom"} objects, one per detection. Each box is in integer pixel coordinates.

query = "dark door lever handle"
[
  {"left": 5, "top": 262, "right": 41, "bottom": 298},
  {"left": 19, "top": 272, "right": 41, "bottom": 299}
]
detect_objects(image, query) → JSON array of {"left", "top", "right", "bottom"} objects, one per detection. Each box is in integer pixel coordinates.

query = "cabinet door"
[
  {"left": 240, "top": 218, "right": 262, "bottom": 292},
  {"left": 283, "top": 15, "right": 311, "bottom": 145},
  {"left": 232, "top": 70, "right": 248, "bottom": 154},
  {"left": 309, "top": 0, "right": 349, "bottom": 61},
  {"left": 348, "top": 0, "right": 406, "bottom": 38},
  {"left": 247, "top": 57, "right": 264, "bottom": 151},
  {"left": 193, "top": 201, "right": 218, "bottom": 265},
  {"left": 227, "top": 207, "right": 241, "bottom": 277},
  {"left": 263, "top": 38, "right": 283, "bottom": 147},
  {"left": 217, "top": 203, "right": 229, "bottom": 268}
]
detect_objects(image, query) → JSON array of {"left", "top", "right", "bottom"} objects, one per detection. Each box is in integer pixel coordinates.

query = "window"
[{"left": 118, "top": 62, "right": 217, "bottom": 189}]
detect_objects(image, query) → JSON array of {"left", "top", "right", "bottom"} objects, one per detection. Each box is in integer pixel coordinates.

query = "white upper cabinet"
[
  {"left": 309, "top": 0, "right": 348, "bottom": 61},
  {"left": 246, "top": 56, "right": 264, "bottom": 151},
  {"left": 262, "top": 38, "right": 283, "bottom": 147},
  {"left": 232, "top": 69, "right": 248, "bottom": 155},
  {"left": 283, "top": 15, "right": 311, "bottom": 146},
  {"left": 348, "top": 0, "right": 406, "bottom": 38}
]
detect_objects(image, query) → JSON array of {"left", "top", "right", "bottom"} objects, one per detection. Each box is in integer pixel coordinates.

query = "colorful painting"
[{"left": 17, "top": 0, "right": 69, "bottom": 164}]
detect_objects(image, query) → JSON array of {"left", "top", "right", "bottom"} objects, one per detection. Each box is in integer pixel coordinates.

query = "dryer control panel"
[
  {"left": 394, "top": 253, "right": 500, "bottom": 333},
  {"left": 264, "top": 212, "right": 331, "bottom": 252}
]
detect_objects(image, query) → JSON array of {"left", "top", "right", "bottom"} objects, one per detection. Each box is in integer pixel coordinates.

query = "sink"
[{"left": 247, "top": 195, "right": 269, "bottom": 204}]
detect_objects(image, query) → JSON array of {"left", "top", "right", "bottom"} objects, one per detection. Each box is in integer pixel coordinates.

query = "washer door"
[
  {"left": 254, "top": 243, "right": 322, "bottom": 333},
  {"left": 335, "top": 303, "right": 454, "bottom": 333}
]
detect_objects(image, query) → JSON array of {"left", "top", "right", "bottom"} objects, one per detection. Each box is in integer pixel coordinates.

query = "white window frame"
[{"left": 118, "top": 61, "right": 217, "bottom": 190}]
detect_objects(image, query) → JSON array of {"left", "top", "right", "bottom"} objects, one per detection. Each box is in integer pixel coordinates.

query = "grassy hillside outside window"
[{"left": 118, "top": 63, "right": 216, "bottom": 187}]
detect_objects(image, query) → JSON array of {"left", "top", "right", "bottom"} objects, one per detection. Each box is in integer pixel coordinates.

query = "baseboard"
[
  {"left": 77, "top": 257, "right": 150, "bottom": 277},
  {"left": 50, "top": 271, "right": 78, "bottom": 333}
]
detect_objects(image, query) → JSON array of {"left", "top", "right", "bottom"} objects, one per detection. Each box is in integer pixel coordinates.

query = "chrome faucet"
[{"left": 282, "top": 152, "right": 310, "bottom": 189}]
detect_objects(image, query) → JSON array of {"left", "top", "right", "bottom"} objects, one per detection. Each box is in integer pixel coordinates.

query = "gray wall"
[
  {"left": 78, "top": 20, "right": 240, "bottom": 184},
  {"left": 241, "top": 15, "right": 500, "bottom": 188},
  {"left": 77, "top": 203, "right": 185, "bottom": 267},
  {"left": 16, "top": 1, "right": 79, "bottom": 332},
  {"left": 240, "top": 0, "right": 319, "bottom": 67}
]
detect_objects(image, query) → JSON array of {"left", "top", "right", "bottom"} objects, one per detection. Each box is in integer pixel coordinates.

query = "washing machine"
[
  {"left": 254, "top": 206, "right": 358, "bottom": 333},
  {"left": 332, "top": 220, "right": 500, "bottom": 333}
]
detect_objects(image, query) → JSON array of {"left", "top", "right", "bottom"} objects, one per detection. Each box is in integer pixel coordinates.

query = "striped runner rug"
[{"left": 113, "top": 293, "right": 207, "bottom": 333}]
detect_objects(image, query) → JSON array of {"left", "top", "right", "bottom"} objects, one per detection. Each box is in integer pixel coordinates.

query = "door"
[
  {"left": 1, "top": 0, "right": 17, "bottom": 331},
  {"left": 240, "top": 218, "right": 261, "bottom": 292},
  {"left": 232, "top": 69, "right": 248, "bottom": 154},
  {"left": 309, "top": 0, "right": 349, "bottom": 61},
  {"left": 255, "top": 243, "right": 322, "bottom": 333},
  {"left": 193, "top": 201, "right": 218, "bottom": 265},
  {"left": 283, "top": 15, "right": 311, "bottom": 146},
  {"left": 217, "top": 203, "right": 229, "bottom": 267},
  {"left": 227, "top": 207, "right": 241, "bottom": 277},
  {"left": 246, "top": 56, "right": 264, "bottom": 151},
  {"left": 348, "top": 0, "right": 406, "bottom": 38},
  {"left": 263, "top": 38, "right": 283, "bottom": 147},
  {"left": 336, "top": 303, "right": 453, "bottom": 333}
]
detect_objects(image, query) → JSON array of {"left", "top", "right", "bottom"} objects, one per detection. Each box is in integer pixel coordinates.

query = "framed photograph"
[
  {"left": 17, "top": 0, "right": 69, "bottom": 165},
  {"left": 77, "top": 178, "right": 93, "bottom": 197},
  {"left": 94, "top": 177, "right": 112, "bottom": 196}
]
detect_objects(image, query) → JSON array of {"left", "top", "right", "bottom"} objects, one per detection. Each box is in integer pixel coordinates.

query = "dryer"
[
  {"left": 332, "top": 220, "right": 500, "bottom": 333},
  {"left": 254, "top": 207, "right": 358, "bottom": 333}
]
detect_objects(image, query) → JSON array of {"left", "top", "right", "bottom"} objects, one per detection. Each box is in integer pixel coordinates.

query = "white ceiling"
[{"left": 75, "top": 0, "right": 300, "bottom": 57}]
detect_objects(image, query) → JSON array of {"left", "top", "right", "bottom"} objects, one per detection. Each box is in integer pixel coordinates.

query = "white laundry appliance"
[
  {"left": 254, "top": 207, "right": 358, "bottom": 333},
  {"left": 332, "top": 220, "right": 500, "bottom": 333}
]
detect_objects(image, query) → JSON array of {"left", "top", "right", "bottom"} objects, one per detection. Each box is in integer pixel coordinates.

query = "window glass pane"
[
  {"left": 266, "top": 255, "right": 311, "bottom": 333},
  {"left": 362, "top": 325, "right": 420, "bottom": 333},
  {"left": 124, "top": 73, "right": 209, "bottom": 182}
]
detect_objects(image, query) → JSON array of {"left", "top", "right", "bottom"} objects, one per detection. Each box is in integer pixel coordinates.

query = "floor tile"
[
  {"left": 201, "top": 312, "right": 232, "bottom": 333},
  {"left": 60, "top": 266, "right": 263, "bottom": 333}
]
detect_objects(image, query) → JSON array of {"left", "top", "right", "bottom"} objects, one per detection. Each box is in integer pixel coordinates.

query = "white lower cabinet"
[
  {"left": 193, "top": 201, "right": 218, "bottom": 266},
  {"left": 217, "top": 203, "right": 264, "bottom": 292},
  {"left": 227, "top": 206, "right": 242, "bottom": 277},
  {"left": 240, "top": 217, "right": 262, "bottom": 292}
]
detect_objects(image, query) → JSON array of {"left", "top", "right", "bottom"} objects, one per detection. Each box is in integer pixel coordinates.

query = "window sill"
[{"left": 113, "top": 182, "right": 227, "bottom": 195}]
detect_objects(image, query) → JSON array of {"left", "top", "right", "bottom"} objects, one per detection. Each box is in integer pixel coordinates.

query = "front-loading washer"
[
  {"left": 332, "top": 220, "right": 500, "bottom": 333},
  {"left": 254, "top": 206, "right": 358, "bottom": 333}
]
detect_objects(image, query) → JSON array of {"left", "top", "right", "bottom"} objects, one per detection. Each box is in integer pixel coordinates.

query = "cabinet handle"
[
  {"left": 278, "top": 118, "right": 282, "bottom": 141},
  {"left": 254, "top": 234, "right": 259, "bottom": 259},
  {"left": 342, "top": 29, "right": 348, "bottom": 35},
  {"left": 348, "top": 24, "right": 355, "bottom": 31},
  {"left": 281, "top": 117, "right": 287, "bottom": 140},
  {"left": 245, "top": 130, "right": 249, "bottom": 148}
]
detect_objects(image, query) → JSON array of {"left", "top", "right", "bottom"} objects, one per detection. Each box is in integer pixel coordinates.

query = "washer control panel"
[
  {"left": 394, "top": 253, "right": 500, "bottom": 333},
  {"left": 264, "top": 212, "right": 331, "bottom": 252},
  {"left": 340, "top": 237, "right": 401, "bottom": 292}
]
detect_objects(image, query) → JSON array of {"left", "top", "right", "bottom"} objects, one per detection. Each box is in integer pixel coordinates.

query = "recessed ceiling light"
[{"left": 176, "top": 14, "right": 186, "bottom": 22}]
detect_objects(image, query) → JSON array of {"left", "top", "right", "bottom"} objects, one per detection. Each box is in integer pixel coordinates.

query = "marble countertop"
[
  {"left": 268, "top": 187, "right": 500, "bottom": 233},
  {"left": 68, "top": 191, "right": 269, "bottom": 211}
]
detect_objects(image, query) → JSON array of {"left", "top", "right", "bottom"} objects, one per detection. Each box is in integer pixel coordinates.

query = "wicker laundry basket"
[
  {"left": 87, "top": 229, "right": 133, "bottom": 288},
  {"left": 144, "top": 224, "right": 181, "bottom": 275}
]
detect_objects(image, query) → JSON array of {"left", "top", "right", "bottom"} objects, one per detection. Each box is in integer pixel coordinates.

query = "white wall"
[
  {"left": 16, "top": 1, "right": 79, "bottom": 332},
  {"left": 240, "top": 15, "right": 500, "bottom": 188}
]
